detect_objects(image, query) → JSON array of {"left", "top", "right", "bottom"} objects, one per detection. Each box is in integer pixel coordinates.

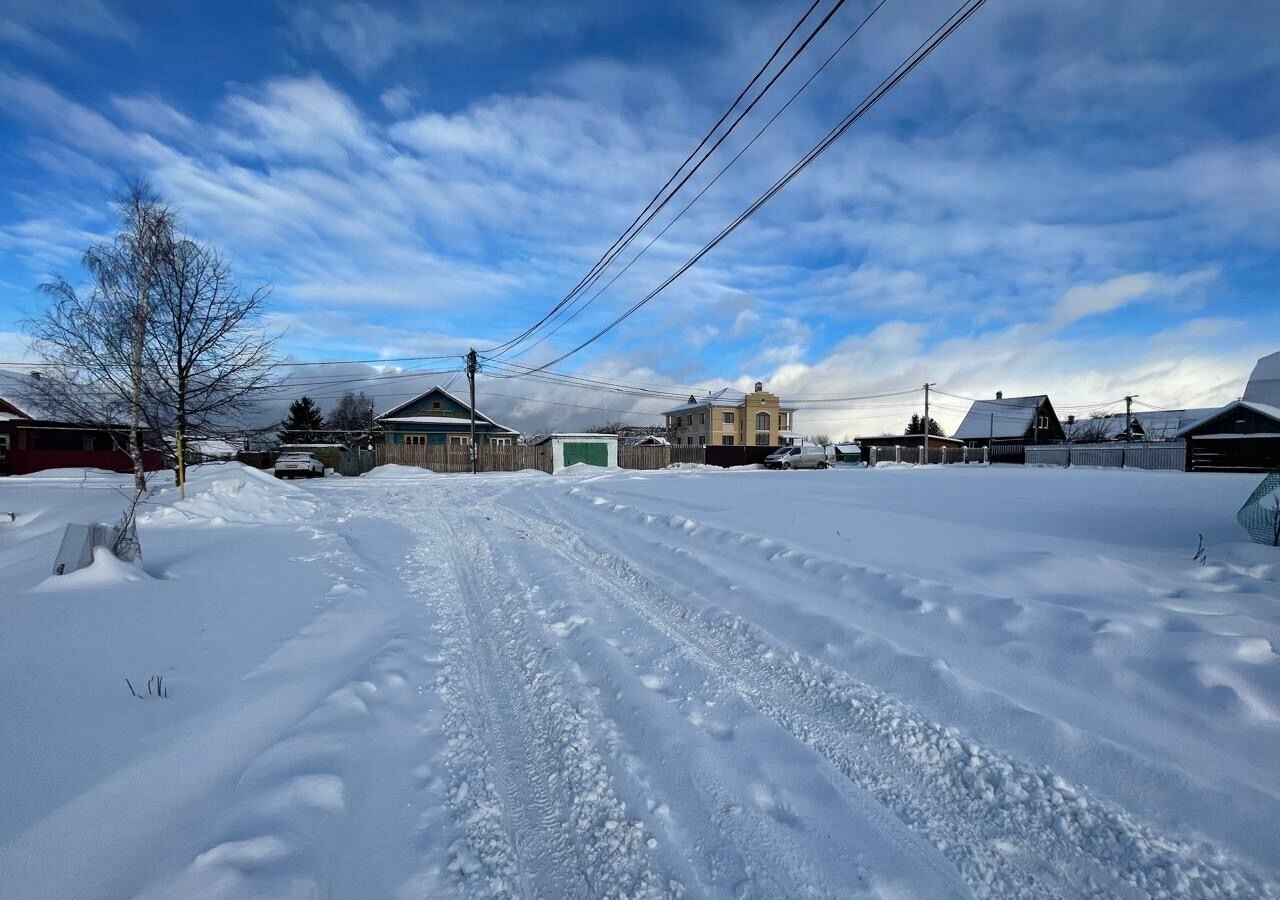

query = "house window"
[
  {"left": 755, "top": 433, "right": 769, "bottom": 446},
  {"left": 405, "top": 434, "right": 428, "bottom": 446},
  {"left": 431, "top": 400, "right": 442, "bottom": 410},
  {"left": 490, "top": 437, "right": 512, "bottom": 447},
  {"left": 723, "top": 411, "right": 734, "bottom": 425},
  {"left": 699, "top": 435, "right": 706, "bottom": 446},
  {"left": 779, "top": 412, "right": 789, "bottom": 429},
  {"left": 699, "top": 412, "right": 705, "bottom": 425},
  {"left": 755, "top": 411, "right": 770, "bottom": 433},
  {"left": 1037, "top": 415, "right": 1048, "bottom": 430},
  {"left": 449, "top": 435, "right": 470, "bottom": 446},
  {"left": 722, "top": 435, "right": 734, "bottom": 446}
]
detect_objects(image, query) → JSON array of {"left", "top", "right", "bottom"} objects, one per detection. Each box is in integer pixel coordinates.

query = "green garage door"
[{"left": 563, "top": 441, "right": 608, "bottom": 467}]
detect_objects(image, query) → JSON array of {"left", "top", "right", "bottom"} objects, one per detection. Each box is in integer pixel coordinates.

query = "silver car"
[{"left": 274, "top": 452, "right": 325, "bottom": 478}]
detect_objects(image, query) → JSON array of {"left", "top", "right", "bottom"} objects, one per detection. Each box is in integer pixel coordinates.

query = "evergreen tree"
[
  {"left": 905, "top": 414, "right": 946, "bottom": 436},
  {"left": 279, "top": 396, "right": 326, "bottom": 444}
]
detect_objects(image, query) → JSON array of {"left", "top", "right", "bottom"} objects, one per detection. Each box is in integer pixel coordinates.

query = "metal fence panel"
[{"left": 1023, "top": 441, "right": 1186, "bottom": 471}]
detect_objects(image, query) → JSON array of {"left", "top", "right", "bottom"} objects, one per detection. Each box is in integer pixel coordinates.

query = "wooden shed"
[
  {"left": 1176, "top": 401, "right": 1280, "bottom": 473},
  {"left": 531, "top": 433, "right": 619, "bottom": 473}
]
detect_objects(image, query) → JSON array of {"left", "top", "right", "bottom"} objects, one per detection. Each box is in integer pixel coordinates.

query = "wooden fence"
[
  {"left": 618, "top": 445, "right": 673, "bottom": 470},
  {"left": 375, "top": 443, "right": 551, "bottom": 473}
]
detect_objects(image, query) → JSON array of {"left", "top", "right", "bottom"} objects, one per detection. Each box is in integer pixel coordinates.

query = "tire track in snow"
[
  {"left": 490, "top": 496, "right": 1277, "bottom": 900},
  {"left": 401, "top": 495, "right": 670, "bottom": 899},
  {"left": 495, "top": 520, "right": 972, "bottom": 900}
]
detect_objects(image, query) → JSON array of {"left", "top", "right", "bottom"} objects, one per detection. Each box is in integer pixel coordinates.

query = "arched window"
[{"left": 755, "top": 411, "right": 770, "bottom": 432}]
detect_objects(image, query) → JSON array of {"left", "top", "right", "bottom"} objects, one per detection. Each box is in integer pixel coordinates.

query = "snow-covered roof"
[
  {"left": 531, "top": 433, "right": 619, "bottom": 444},
  {"left": 953, "top": 395, "right": 1046, "bottom": 439},
  {"left": 834, "top": 443, "right": 860, "bottom": 453},
  {"left": 0, "top": 370, "right": 62, "bottom": 420},
  {"left": 1175, "top": 400, "right": 1280, "bottom": 437},
  {"left": 661, "top": 388, "right": 796, "bottom": 416},
  {"left": 622, "top": 435, "right": 669, "bottom": 446},
  {"left": 383, "top": 415, "right": 486, "bottom": 425},
  {"left": 1063, "top": 409, "right": 1217, "bottom": 441},
  {"left": 376, "top": 385, "right": 519, "bottom": 434},
  {"left": 1243, "top": 350, "right": 1280, "bottom": 408}
]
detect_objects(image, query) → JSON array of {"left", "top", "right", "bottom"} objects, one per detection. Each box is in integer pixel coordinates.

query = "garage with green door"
[{"left": 533, "top": 433, "right": 619, "bottom": 473}]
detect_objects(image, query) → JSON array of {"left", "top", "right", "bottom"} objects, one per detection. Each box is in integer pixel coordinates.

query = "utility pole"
[
  {"left": 1124, "top": 394, "right": 1138, "bottom": 442},
  {"left": 923, "top": 382, "right": 935, "bottom": 464},
  {"left": 466, "top": 349, "right": 479, "bottom": 474}
]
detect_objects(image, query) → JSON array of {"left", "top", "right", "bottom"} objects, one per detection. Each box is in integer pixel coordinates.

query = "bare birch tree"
[
  {"left": 146, "top": 237, "right": 275, "bottom": 497},
  {"left": 27, "top": 181, "right": 174, "bottom": 494}
]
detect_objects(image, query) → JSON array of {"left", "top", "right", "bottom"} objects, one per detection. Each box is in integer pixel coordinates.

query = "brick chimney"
[
  {"left": 754, "top": 381, "right": 763, "bottom": 393},
  {"left": 995, "top": 390, "right": 1003, "bottom": 400}
]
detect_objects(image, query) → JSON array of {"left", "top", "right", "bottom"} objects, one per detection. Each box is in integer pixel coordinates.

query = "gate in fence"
[{"left": 337, "top": 448, "right": 375, "bottom": 476}]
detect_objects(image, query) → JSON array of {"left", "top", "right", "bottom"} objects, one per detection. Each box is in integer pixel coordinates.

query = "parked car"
[
  {"left": 763, "top": 444, "right": 828, "bottom": 469},
  {"left": 274, "top": 452, "right": 325, "bottom": 478}
]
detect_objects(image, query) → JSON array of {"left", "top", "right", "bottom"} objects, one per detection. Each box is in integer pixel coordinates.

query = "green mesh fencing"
[{"left": 1237, "top": 470, "right": 1280, "bottom": 546}]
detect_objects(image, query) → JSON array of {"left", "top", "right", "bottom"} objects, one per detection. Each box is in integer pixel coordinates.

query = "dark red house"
[{"left": 0, "top": 372, "right": 163, "bottom": 476}]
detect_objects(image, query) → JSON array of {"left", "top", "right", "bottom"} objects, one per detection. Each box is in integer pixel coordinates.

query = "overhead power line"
[
  {"left": 498, "top": 0, "right": 892, "bottom": 363},
  {"left": 512, "top": 0, "right": 990, "bottom": 374},
  {"left": 484, "top": 0, "right": 841, "bottom": 360}
]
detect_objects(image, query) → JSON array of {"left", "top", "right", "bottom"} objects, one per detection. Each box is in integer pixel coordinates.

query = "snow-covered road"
[{"left": 2, "top": 463, "right": 1278, "bottom": 899}]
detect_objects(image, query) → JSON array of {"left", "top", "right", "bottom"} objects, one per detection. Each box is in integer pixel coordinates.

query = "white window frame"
[
  {"left": 449, "top": 435, "right": 471, "bottom": 446},
  {"left": 490, "top": 436, "right": 512, "bottom": 447},
  {"left": 404, "top": 434, "right": 428, "bottom": 446},
  {"left": 723, "top": 411, "right": 734, "bottom": 425}
]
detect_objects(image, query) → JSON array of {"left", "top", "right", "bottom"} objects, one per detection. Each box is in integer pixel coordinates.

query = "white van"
[{"left": 763, "top": 444, "right": 828, "bottom": 470}]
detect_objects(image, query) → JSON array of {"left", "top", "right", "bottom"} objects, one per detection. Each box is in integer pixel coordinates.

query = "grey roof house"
[{"left": 952, "top": 393, "right": 1064, "bottom": 446}]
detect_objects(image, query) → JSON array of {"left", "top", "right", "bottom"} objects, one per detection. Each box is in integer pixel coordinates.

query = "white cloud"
[
  {"left": 1049, "top": 267, "right": 1219, "bottom": 329},
  {"left": 0, "top": 0, "right": 133, "bottom": 57},
  {"left": 379, "top": 85, "right": 414, "bottom": 116},
  {"left": 730, "top": 308, "right": 761, "bottom": 337}
]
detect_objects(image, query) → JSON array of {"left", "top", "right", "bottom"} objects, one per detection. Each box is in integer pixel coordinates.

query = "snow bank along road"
[{"left": 1, "top": 463, "right": 1278, "bottom": 899}]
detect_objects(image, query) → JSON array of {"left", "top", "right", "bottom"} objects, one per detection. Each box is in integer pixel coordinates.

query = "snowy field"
[{"left": 1, "top": 462, "right": 1278, "bottom": 899}]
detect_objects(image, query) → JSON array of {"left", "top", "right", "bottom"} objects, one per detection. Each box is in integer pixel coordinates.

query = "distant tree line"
[{"left": 278, "top": 391, "right": 374, "bottom": 447}]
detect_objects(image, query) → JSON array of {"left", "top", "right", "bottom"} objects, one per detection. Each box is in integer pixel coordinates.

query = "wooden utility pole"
[
  {"left": 466, "top": 349, "right": 479, "bottom": 474},
  {"left": 1124, "top": 394, "right": 1138, "bottom": 442},
  {"left": 923, "top": 382, "right": 935, "bottom": 464}
]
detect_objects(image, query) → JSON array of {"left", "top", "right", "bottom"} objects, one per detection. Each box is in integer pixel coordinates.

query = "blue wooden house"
[{"left": 376, "top": 386, "right": 519, "bottom": 447}]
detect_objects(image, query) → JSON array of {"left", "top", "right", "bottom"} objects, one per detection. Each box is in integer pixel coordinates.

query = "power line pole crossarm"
[{"left": 467, "top": 349, "right": 479, "bottom": 474}]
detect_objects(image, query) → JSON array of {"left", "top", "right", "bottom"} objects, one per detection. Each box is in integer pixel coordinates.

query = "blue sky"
[{"left": 1, "top": 0, "right": 1278, "bottom": 436}]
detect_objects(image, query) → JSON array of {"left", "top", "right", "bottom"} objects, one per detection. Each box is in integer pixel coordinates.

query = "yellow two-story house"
[{"left": 663, "top": 381, "right": 798, "bottom": 447}]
